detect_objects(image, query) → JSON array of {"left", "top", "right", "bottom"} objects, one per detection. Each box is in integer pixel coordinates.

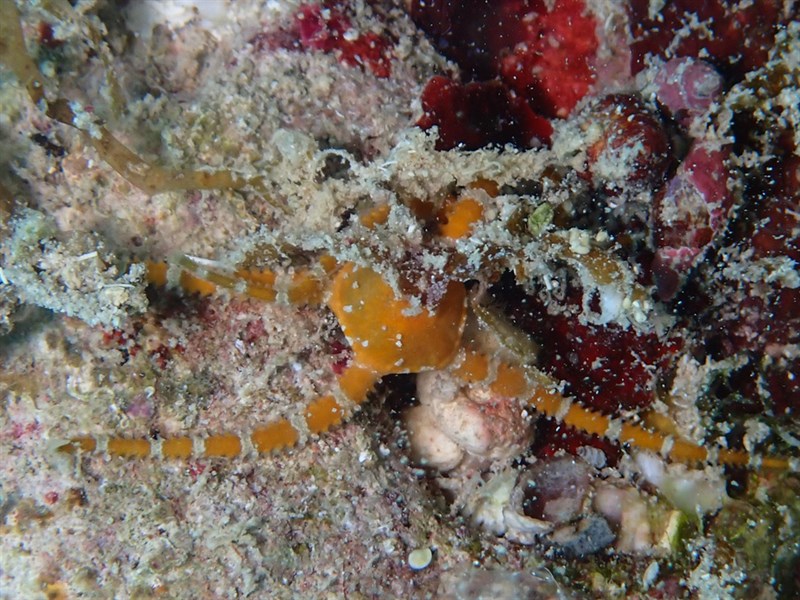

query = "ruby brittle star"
[{"left": 55, "top": 183, "right": 798, "bottom": 473}]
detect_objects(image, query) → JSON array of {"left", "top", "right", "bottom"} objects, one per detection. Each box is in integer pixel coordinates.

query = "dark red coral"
[
  {"left": 525, "top": 310, "right": 681, "bottom": 465},
  {"left": 688, "top": 154, "right": 800, "bottom": 365},
  {"left": 500, "top": 279, "right": 680, "bottom": 415},
  {"left": 412, "top": 0, "right": 599, "bottom": 148},
  {"left": 409, "top": 0, "right": 531, "bottom": 80},
  {"left": 684, "top": 153, "right": 800, "bottom": 419},
  {"left": 627, "top": 0, "right": 784, "bottom": 81},
  {"left": 700, "top": 286, "right": 800, "bottom": 361},
  {"left": 752, "top": 197, "right": 800, "bottom": 262},
  {"left": 417, "top": 76, "right": 552, "bottom": 150},
  {"left": 751, "top": 155, "right": 800, "bottom": 262},
  {"left": 764, "top": 358, "right": 800, "bottom": 415},
  {"left": 535, "top": 314, "right": 680, "bottom": 413}
]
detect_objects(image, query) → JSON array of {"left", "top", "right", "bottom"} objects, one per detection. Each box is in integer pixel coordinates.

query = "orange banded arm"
[
  {"left": 145, "top": 255, "right": 338, "bottom": 305},
  {"left": 526, "top": 373, "right": 794, "bottom": 470},
  {"left": 56, "top": 363, "right": 380, "bottom": 459}
]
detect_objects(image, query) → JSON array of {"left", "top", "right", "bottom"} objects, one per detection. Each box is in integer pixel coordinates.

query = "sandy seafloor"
[{"left": 1, "top": 0, "right": 799, "bottom": 598}]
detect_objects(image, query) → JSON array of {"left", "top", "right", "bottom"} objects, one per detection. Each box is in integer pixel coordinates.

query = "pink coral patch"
[{"left": 292, "top": 3, "right": 392, "bottom": 78}]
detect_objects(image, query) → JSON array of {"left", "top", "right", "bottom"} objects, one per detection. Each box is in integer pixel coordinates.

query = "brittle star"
[
  {"left": 3, "top": 0, "right": 791, "bottom": 473},
  {"left": 57, "top": 185, "right": 796, "bottom": 472}
]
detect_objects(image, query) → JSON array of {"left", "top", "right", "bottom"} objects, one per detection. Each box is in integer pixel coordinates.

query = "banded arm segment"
[
  {"left": 145, "top": 254, "right": 338, "bottom": 305},
  {"left": 525, "top": 370, "right": 794, "bottom": 471},
  {"left": 56, "top": 363, "right": 380, "bottom": 459}
]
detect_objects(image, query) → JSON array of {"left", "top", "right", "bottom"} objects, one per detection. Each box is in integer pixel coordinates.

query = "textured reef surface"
[{"left": 1, "top": 1, "right": 800, "bottom": 598}]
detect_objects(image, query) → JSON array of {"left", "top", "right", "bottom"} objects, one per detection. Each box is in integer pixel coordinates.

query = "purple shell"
[
  {"left": 652, "top": 143, "right": 736, "bottom": 300},
  {"left": 653, "top": 58, "right": 724, "bottom": 126}
]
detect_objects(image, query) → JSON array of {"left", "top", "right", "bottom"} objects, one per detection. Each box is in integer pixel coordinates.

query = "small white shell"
[
  {"left": 407, "top": 547, "right": 433, "bottom": 570},
  {"left": 405, "top": 405, "right": 464, "bottom": 471}
]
